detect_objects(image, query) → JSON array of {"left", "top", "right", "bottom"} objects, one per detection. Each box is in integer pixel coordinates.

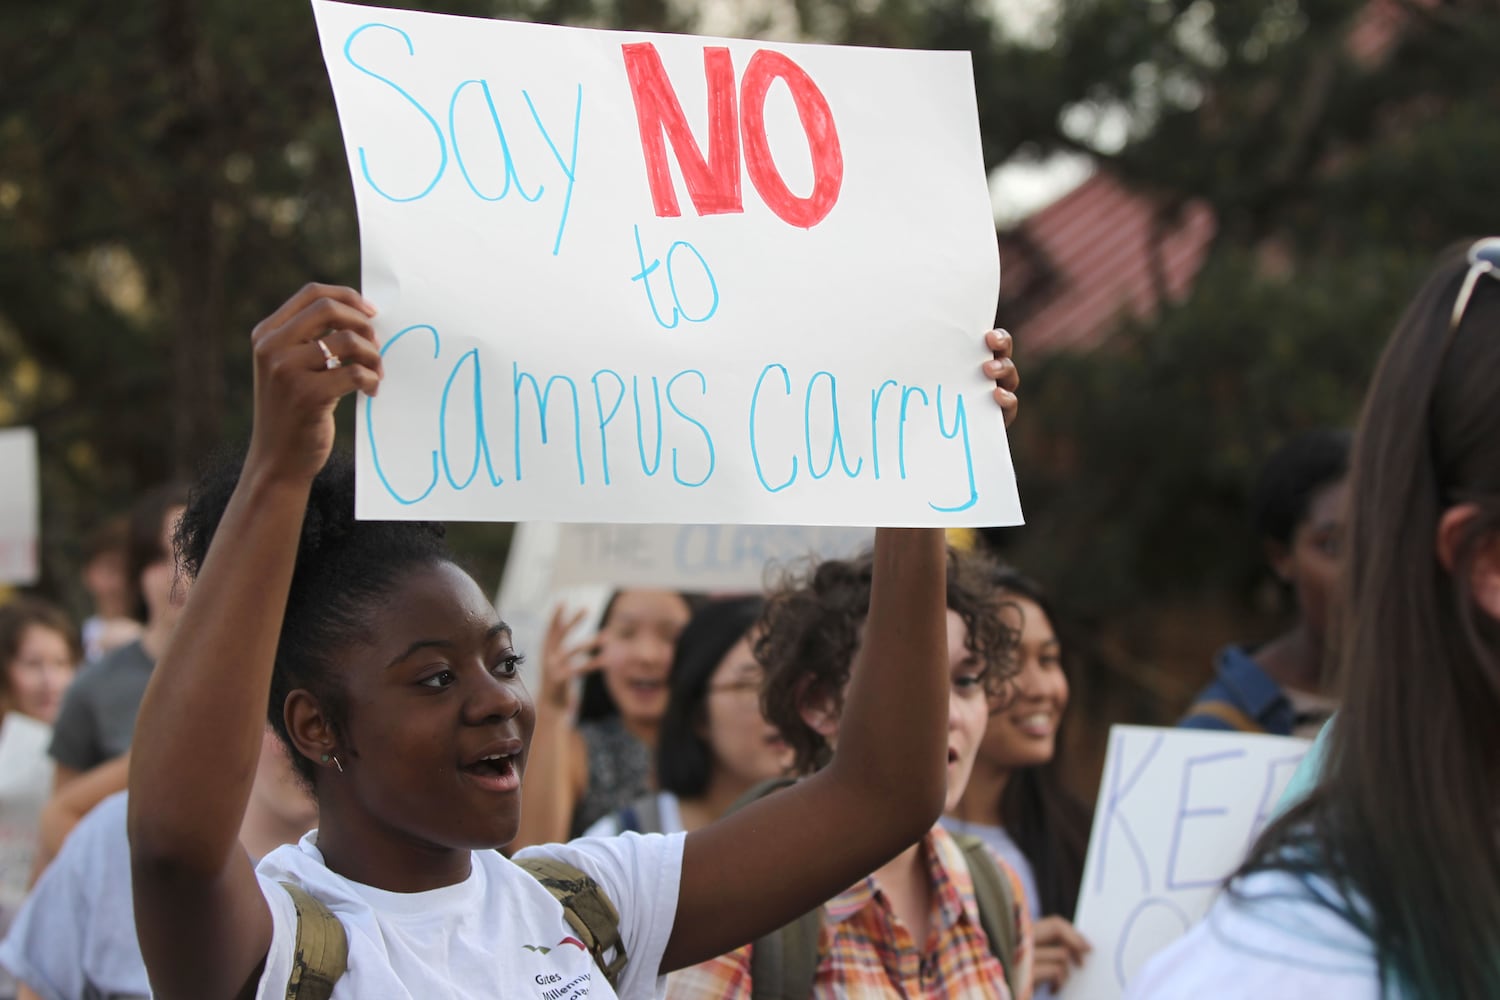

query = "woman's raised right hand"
[
  {"left": 538, "top": 603, "right": 605, "bottom": 716},
  {"left": 246, "top": 283, "right": 381, "bottom": 484}
]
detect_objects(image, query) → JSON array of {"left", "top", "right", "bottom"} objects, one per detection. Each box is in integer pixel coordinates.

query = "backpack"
[
  {"left": 279, "top": 857, "right": 626, "bottom": 1000},
  {"left": 731, "top": 779, "right": 1022, "bottom": 1000}
]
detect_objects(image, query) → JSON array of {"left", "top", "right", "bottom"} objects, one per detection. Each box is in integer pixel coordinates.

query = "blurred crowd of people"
[{"left": 0, "top": 237, "right": 1495, "bottom": 1000}]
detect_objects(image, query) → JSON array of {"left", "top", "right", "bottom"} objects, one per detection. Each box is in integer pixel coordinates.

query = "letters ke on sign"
[
  {"left": 1061, "top": 725, "right": 1311, "bottom": 1000},
  {"left": 312, "top": 0, "right": 1018, "bottom": 527}
]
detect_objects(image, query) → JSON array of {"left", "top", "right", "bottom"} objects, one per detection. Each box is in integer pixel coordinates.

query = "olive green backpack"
[{"left": 278, "top": 857, "right": 625, "bottom": 1000}]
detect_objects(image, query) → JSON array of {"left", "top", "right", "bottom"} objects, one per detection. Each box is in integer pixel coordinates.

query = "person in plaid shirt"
[{"left": 667, "top": 547, "right": 1035, "bottom": 1000}]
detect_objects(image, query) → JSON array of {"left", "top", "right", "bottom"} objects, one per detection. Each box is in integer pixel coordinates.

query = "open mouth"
[
  {"left": 625, "top": 678, "right": 666, "bottom": 694},
  {"left": 461, "top": 752, "right": 520, "bottom": 792},
  {"left": 946, "top": 747, "right": 960, "bottom": 765}
]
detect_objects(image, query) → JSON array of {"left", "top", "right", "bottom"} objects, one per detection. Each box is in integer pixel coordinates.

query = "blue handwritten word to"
[
  {"left": 630, "top": 225, "right": 720, "bottom": 329},
  {"left": 341, "top": 22, "right": 583, "bottom": 254},
  {"left": 365, "top": 324, "right": 984, "bottom": 513}
]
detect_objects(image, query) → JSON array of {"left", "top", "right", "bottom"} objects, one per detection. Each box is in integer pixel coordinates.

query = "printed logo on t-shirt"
[{"left": 522, "top": 936, "right": 588, "bottom": 956}]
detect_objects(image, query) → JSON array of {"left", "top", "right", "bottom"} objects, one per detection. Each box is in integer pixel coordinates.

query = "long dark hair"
[
  {"left": 991, "top": 570, "right": 1092, "bottom": 918},
  {"left": 656, "top": 596, "right": 765, "bottom": 798},
  {"left": 1234, "top": 243, "right": 1500, "bottom": 995}
]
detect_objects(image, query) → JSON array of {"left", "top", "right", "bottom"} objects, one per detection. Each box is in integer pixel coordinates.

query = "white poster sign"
[
  {"left": 0, "top": 428, "right": 39, "bottom": 585},
  {"left": 549, "top": 523, "right": 872, "bottom": 591},
  {"left": 494, "top": 520, "right": 872, "bottom": 687},
  {"left": 313, "top": 1, "right": 1016, "bottom": 527},
  {"left": 1062, "top": 725, "right": 1311, "bottom": 1000}
]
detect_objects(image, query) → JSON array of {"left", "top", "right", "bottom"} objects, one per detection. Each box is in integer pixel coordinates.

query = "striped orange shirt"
[{"left": 666, "top": 826, "right": 1033, "bottom": 999}]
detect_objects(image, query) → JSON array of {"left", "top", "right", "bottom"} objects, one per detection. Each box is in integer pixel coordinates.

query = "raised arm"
[
  {"left": 127, "top": 285, "right": 380, "bottom": 1000},
  {"left": 662, "top": 526, "right": 949, "bottom": 968},
  {"left": 512, "top": 605, "right": 593, "bottom": 850},
  {"left": 661, "top": 327, "right": 1019, "bottom": 970}
]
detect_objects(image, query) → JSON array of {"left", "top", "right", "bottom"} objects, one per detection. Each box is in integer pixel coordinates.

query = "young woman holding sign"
[
  {"left": 124, "top": 283, "right": 1021, "bottom": 1000},
  {"left": 1128, "top": 239, "right": 1500, "bottom": 997}
]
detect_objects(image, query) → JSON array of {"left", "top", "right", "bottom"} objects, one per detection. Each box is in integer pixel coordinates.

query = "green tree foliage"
[{"left": 986, "top": 0, "right": 1500, "bottom": 718}]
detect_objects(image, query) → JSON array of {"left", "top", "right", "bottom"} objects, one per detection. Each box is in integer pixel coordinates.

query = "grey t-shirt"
[{"left": 47, "top": 640, "right": 154, "bottom": 773}]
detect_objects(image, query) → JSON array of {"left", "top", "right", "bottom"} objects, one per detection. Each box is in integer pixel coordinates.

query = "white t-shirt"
[
  {"left": 0, "top": 791, "right": 150, "bottom": 1000},
  {"left": 1126, "top": 870, "right": 1386, "bottom": 999},
  {"left": 254, "top": 830, "right": 684, "bottom": 1000},
  {"left": 0, "top": 712, "right": 56, "bottom": 1000}
]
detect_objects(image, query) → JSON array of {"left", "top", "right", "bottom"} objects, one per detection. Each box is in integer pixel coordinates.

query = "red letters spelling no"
[{"left": 621, "top": 43, "right": 844, "bottom": 229}]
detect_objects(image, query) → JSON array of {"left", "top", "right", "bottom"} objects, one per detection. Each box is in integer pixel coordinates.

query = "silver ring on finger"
[{"left": 316, "top": 336, "right": 343, "bottom": 371}]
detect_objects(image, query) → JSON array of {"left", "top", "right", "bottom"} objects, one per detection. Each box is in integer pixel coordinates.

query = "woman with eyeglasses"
[
  {"left": 581, "top": 596, "right": 793, "bottom": 838},
  {"left": 1128, "top": 237, "right": 1500, "bottom": 998}
]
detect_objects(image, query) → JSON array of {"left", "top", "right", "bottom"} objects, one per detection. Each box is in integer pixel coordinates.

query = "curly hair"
[
  {"left": 175, "top": 448, "right": 452, "bottom": 785},
  {"left": 757, "top": 545, "right": 1016, "bottom": 775}
]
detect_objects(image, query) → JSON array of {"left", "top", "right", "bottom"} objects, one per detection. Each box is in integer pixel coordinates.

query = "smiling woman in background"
[
  {"left": 514, "top": 587, "right": 694, "bottom": 848},
  {"left": 944, "top": 570, "right": 1093, "bottom": 997}
]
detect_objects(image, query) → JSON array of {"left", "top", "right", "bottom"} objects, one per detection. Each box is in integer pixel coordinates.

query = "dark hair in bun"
[{"left": 176, "top": 448, "right": 452, "bottom": 783}]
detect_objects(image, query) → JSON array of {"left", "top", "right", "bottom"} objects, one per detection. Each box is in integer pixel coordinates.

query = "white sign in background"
[
  {"left": 0, "top": 428, "right": 39, "bottom": 585},
  {"left": 313, "top": 1, "right": 1017, "bottom": 527},
  {"left": 1061, "top": 725, "right": 1310, "bottom": 1000},
  {"left": 495, "top": 521, "right": 873, "bottom": 689},
  {"left": 548, "top": 522, "right": 873, "bottom": 592}
]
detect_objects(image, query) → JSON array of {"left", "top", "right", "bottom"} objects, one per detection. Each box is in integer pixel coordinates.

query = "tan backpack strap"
[
  {"left": 279, "top": 881, "right": 348, "bottom": 1000},
  {"left": 516, "top": 857, "right": 628, "bottom": 990},
  {"left": 954, "top": 835, "right": 1020, "bottom": 1000},
  {"left": 1183, "top": 699, "right": 1262, "bottom": 732}
]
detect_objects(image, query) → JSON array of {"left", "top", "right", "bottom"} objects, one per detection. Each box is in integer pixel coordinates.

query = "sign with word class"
[
  {"left": 548, "top": 522, "right": 873, "bottom": 591},
  {"left": 313, "top": 1, "right": 1016, "bottom": 526},
  {"left": 1061, "top": 725, "right": 1311, "bottom": 1000},
  {"left": 0, "top": 428, "right": 39, "bottom": 585},
  {"left": 494, "top": 520, "right": 872, "bottom": 690}
]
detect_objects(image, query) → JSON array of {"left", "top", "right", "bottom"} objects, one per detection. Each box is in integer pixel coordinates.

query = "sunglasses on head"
[{"left": 1450, "top": 237, "right": 1500, "bottom": 332}]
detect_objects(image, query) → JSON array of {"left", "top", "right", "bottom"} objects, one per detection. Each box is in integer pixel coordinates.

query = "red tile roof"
[{"left": 998, "top": 171, "right": 1216, "bottom": 353}]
